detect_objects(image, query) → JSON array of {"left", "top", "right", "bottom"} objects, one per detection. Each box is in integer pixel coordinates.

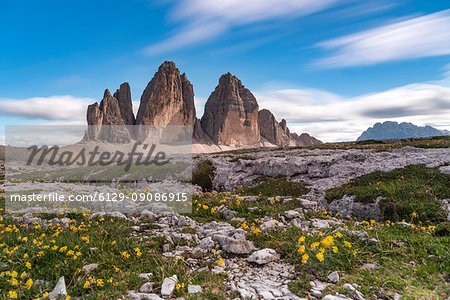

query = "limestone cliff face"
[
  {"left": 258, "top": 110, "right": 322, "bottom": 147},
  {"left": 113, "top": 82, "right": 135, "bottom": 125},
  {"left": 136, "top": 61, "right": 196, "bottom": 127},
  {"left": 291, "top": 132, "right": 322, "bottom": 146},
  {"left": 201, "top": 73, "right": 260, "bottom": 146},
  {"left": 85, "top": 61, "right": 321, "bottom": 150},
  {"left": 258, "top": 109, "right": 290, "bottom": 146},
  {"left": 86, "top": 89, "right": 131, "bottom": 142}
]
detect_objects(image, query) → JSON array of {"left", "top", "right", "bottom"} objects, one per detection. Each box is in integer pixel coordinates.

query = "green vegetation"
[
  {"left": 0, "top": 173, "right": 4, "bottom": 211},
  {"left": 187, "top": 191, "right": 306, "bottom": 225},
  {"left": 0, "top": 215, "right": 228, "bottom": 299},
  {"left": 248, "top": 215, "right": 449, "bottom": 299},
  {"left": 240, "top": 177, "right": 309, "bottom": 198},
  {"left": 302, "top": 135, "right": 450, "bottom": 151},
  {"left": 191, "top": 191, "right": 449, "bottom": 299},
  {"left": 219, "top": 136, "right": 450, "bottom": 155},
  {"left": 325, "top": 164, "right": 449, "bottom": 222},
  {"left": 1, "top": 136, "right": 449, "bottom": 299},
  {"left": 192, "top": 160, "right": 216, "bottom": 192}
]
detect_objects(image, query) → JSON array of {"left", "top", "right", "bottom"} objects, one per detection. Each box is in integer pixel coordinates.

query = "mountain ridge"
[
  {"left": 357, "top": 121, "right": 449, "bottom": 141},
  {"left": 86, "top": 61, "right": 321, "bottom": 152}
]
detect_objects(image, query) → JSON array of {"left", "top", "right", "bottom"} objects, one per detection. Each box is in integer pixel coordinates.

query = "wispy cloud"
[
  {"left": 0, "top": 96, "right": 93, "bottom": 121},
  {"left": 144, "top": 0, "right": 338, "bottom": 55},
  {"left": 315, "top": 9, "right": 450, "bottom": 68},
  {"left": 256, "top": 83, "right": 450, "bottom": 142}
]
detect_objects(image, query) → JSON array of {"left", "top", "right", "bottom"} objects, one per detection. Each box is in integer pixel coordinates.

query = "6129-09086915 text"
[{"left": 8, "top": 192, "right": 189, "bottom": 202}]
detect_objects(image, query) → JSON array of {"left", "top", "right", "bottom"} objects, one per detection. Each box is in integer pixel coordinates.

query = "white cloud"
[
  {"left": 194, "top": 97, "right": 206, "bottom": 117},
  {"left": 256, "top": 83, "right": 450, "bottom": 142},
  {"left": 0, "top": 96, "right": 93, "bottom": 121},
  {"left": 145, "top": 0, "right": 338, "bottom": 54},
  {"left": 316, "top": 9, "right": 450, "bottom": 67}
]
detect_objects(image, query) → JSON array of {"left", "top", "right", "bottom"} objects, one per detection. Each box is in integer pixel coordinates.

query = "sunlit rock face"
[{"left": 201, "top": 73, "right": 260, "bottom": 146}]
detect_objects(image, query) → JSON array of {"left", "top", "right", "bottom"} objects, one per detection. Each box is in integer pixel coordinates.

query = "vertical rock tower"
[
  {"left": 136, "top": 61, "right": 196, "bottom": 126},
  {"left": 201, "top": 73, "right": 260, "bottom": 146}
]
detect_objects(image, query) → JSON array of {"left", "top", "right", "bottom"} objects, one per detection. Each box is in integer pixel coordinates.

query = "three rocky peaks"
[{"left": 86, "top": 61, "right": 321, "bottom": 150}]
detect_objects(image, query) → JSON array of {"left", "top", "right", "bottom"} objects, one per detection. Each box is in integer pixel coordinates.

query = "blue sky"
[{"left": 1, "top": 0, "right": 450, "bottom": 142}]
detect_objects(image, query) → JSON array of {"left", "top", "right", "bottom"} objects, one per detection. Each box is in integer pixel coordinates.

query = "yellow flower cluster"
[
  {"left": 297, "top": 231, "right": 357, "bottom": 265},
  {"left": 134, "top": 247, "right": 143, "bottom": 257}
]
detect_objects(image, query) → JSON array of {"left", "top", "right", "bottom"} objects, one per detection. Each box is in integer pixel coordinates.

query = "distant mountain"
[
  {"left": 357, "top": 121, "right": 449, "bottom": 141},
  {"left": 0, "top": 145, "right": 4, "bottom": 160}
]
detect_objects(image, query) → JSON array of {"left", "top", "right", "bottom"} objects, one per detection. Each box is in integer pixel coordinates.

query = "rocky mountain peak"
[
  {"left": 85, "top": 61, "right": 322, "bottom": 150},
  {"left": 200, "top": 73, "right": 260, "bottom": 146},
  {"left": 135, "top": 61, "right": 196, "bottom": 127},
  {"left": 86, "top": 88, "right": 131, "bottom": 142},
  {"left": 103, "top": 89, "right": 112, "bottom": 98},
  {"left": 113, "top": 82, "right": 135, "bottom": 125},
  {"left": 357, "top": 121, "right": 449, "bottom": 141},
  {"left": 258, "top": 109, "right": 290, "bottom": 146},
  {"left": 159, "top": 60, "right": 178, "bottom": 73}
]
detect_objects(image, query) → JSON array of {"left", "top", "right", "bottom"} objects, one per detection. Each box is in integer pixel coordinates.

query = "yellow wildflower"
[
  {"left": 297, "top": 245, "right": 305, "bottom": 255},
  {"left": 25, "top": 278, "right": 33, "bottom": 289},
  {"left": 310, "top": 242, "right": 320, "bottom": 250},
  {"left": 316, "top": 252, "right": 325, "bottom": 262},
  {"left": 320, "top": 236, "right": 334, "bottom": 248},
  {"left": 334, "top": 232, "right": 343, "bottom": 238},
  {"left": 301, "top": 254, "right": 309, "bottom": 264}
]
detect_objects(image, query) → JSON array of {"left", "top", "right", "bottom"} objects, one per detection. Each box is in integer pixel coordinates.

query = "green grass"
[
  {"left": 325, "top": 164, "right": 449, "bottom": 222},
  {"left": 2, "top": 140, "right": 449, "bottom": 299},
  {"left": 190, "top": 188, "right": 449, "bottom": 299},
  {"left": 308, "top": 135, "right": 450, "bottom": 151},
  {"left": 0, "top": 214, "right": 229, "bottom": 299},
  {"left": 0, "top": 172, "right": 4, "bottom": 212},
  {"left": 240, "top": 177, "right": 309, "bottom": 198},
  {"left": 215, "top": 136, "right": 449, "bottom": 156},
  {"left": 247, "top": 217, "right": 449, "bottom": 299},
  {"left": 187, "top": 190, "right": 308, "bottom": 226}
]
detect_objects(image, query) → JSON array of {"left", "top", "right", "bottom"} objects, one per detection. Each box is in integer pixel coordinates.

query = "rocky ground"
[
  {"left": 201, "top": 146, "right": 449, "bottom": 220},
  {"left": 0, "top": 139, "right": 449, "bottom": 299}
]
